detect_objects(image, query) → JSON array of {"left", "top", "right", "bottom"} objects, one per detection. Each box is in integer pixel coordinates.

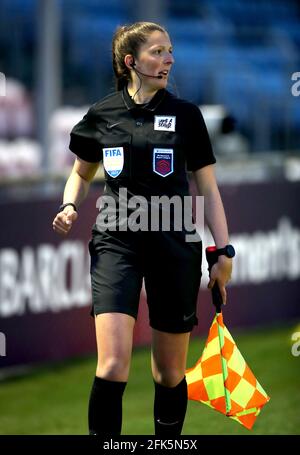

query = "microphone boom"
[{"left": 133, "top": 66, "right": 163, "bottom": 79}]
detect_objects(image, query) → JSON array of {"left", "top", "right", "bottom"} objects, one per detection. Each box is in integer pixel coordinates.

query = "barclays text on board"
[
  {"left": 0, "top": 218, "right": 299, "bottom": 318},
  {"left": 0, "top": 241, "right": 91, "bottom": 317}
]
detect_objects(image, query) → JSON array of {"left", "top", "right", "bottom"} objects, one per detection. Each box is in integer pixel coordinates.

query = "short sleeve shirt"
[{"left": 69, "top": 86, "right": 215, "bottom": 201}]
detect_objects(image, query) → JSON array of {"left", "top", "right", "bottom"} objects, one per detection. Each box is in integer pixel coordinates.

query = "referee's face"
[{"left": 135, "top": 30, "right": 174, "bottom": 89}]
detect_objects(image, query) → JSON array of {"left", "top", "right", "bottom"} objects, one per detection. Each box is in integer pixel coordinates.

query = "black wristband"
[{"left": 58, "top": 202, "right": 77, "bottom": 213}]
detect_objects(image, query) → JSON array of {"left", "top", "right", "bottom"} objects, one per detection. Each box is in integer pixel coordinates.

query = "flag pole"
[{"left": 206, "top": 246, "right": 231, "bottom": 413}]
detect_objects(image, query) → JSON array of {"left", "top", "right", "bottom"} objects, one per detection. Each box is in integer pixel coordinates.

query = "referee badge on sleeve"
[
  {"left": 153, "top": 148, "right": 174, "bottom": 177},
  {"left": 103, "top": 147, "right": 124, "bottom": 178}
]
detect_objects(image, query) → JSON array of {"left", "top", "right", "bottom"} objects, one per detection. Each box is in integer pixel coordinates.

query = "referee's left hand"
[
  {"left": 52, "top": 207, "right": 78, "bottom": 236},
  {"left": 208, "top": 256, "right": 232, "bottom": 305}
]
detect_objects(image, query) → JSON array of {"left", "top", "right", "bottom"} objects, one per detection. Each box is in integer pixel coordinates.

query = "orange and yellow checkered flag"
[{"left": 186, "top": 312, "right": 270, "bottom": 430}]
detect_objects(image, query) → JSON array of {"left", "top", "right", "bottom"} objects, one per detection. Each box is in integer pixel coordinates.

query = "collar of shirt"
[{"left": 122, "top": 85, "right": 166, "bottom": 113}]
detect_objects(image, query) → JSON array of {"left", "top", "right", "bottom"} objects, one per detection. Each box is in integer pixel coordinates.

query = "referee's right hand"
[{"left": 52, "top": 207, "right": 78, "bottom": 236}]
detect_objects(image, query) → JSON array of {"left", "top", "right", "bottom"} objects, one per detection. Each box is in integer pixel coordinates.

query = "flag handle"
[{"left": 205, "top": 246, "right": 223, "bottom": 313}]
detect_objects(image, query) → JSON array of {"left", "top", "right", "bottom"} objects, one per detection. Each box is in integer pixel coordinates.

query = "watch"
[
  {"left": 215, "top": 244, "right": 235, "bottom": 258},
  {"left": 58, "top": 202, "right": 77, "bottom": 213}
]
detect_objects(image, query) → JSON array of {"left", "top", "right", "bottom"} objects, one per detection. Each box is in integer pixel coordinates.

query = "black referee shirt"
[{"left": 69, "top": 86, "right": 215, "bottom": 201}]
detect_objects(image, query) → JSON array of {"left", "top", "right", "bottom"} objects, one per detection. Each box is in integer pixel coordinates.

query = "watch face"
[{"left": 226, "top": 245, "right": 235, "bottom": 258}]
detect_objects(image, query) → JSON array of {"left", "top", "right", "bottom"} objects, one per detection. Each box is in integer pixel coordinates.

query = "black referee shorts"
[{"left": 88, "top": 229, "right": 202, "bottom": 333}]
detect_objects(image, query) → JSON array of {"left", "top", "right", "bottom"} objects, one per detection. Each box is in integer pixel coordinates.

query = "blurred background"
[{"left": 0, "top": 0, "right": 299, "bottom": 435}]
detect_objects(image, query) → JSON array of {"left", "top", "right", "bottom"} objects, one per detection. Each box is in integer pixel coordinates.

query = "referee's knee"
[
  {"left": 96, "top": 356, "right": 130, "bottom": 382},
  {"left": 153, "top": 368, "right": 185, "bottom": 388}
]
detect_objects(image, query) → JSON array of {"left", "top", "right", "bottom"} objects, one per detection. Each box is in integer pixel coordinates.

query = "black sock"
[
  {"left": 88, "top": 376, "right": 127, "bottom": 435},
  {"left": 154, "top": 376, "right": 188, "bottom": 436}
]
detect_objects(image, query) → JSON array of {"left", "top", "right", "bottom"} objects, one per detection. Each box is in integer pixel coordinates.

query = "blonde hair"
[{"left": 112, "top": 22, "right": 167, "bottom": 90}]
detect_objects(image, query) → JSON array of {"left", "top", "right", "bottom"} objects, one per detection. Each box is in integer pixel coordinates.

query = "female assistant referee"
[{"left": 52, "top": 22, "right": 233, "bottom": 436}]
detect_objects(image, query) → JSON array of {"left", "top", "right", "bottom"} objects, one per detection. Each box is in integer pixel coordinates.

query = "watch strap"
[
  {"left": 58, "top": 202, "right": 77, "bottom": 213},
  {"left": 216, "top": 244, "right": 235, "bottom": 258}
]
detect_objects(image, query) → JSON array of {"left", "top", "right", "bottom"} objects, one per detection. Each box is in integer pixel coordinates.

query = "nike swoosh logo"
[
  {"left": 183, "top": 311, "right": 195, "bottom": 322},
  {"left": 106, "top": 121, "right": 123, "bottom": 129}
]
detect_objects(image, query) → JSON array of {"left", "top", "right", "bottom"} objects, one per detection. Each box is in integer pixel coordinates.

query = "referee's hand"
[
  {"left": 52, "top": 207, "right": 78, "bottom": 236},
  {"left": 208, "top": 256, "right": 232, "bottom": 305}
]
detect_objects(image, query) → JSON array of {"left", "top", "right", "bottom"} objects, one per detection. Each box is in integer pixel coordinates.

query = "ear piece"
[{"left": 130, "top": 60, "right": 135, "bottom": 68}]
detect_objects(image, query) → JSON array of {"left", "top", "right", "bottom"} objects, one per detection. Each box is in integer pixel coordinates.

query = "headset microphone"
[{"left": 131, "top": 62, "right": 163, "bottom": 79}]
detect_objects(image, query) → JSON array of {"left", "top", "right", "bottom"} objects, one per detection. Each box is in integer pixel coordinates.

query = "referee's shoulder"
[{"left": 87, "top": 90, "right": 121, "bottom": 117}]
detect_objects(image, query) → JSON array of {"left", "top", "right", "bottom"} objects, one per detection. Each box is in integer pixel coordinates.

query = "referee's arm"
[
  {"left": 52, "top": 157, "right": 99, "bottom": 236},
  {"left": 193, "top": 164, "right": 229, "bottom": 248},
  {"left": 63, "top": 157, "right": 100, "bottom": 208},
  {"left": 193, "top": 164, "right": 232, "bottom": 304}
]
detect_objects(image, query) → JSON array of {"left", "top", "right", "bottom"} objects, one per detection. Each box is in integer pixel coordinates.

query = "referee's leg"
[
  {"left": 151, "top": 330, "right": 190, "bottom": 436},
  {"left": 88, "top": 312, "right": 135, "bottom": 435}
]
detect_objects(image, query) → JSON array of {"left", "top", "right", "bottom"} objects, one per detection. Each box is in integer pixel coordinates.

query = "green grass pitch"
[{"left": 0, "top": 323, "right": 299, "bottom": 435}]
